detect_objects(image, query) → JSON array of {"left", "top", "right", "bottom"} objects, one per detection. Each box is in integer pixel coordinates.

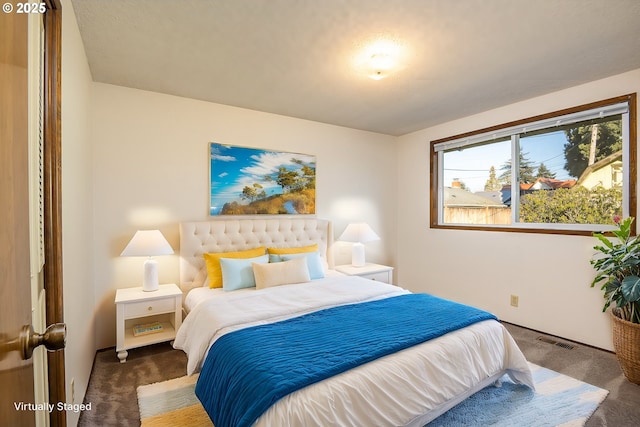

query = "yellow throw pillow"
[
  {"left": 267, "top": 244, "right": 318, "bottom": 255},
  {"left": 203, "top": 246, "right": 266, "bottom": 288}
]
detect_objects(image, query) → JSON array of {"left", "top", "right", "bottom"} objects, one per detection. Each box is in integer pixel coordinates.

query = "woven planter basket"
[{"left": 611, "top": 312, "right": 640, "bottom": 385}]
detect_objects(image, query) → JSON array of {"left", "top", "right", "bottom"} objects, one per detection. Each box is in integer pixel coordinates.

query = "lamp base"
[
  {"left": 142, "top": 259, "right": 159, "bottom": 292},
  {"left": 351, "top": 242, "right": 366, "bottom": 267}
]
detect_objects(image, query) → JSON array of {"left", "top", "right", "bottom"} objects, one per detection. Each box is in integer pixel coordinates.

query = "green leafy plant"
[
  {"left": 590, "top": 216, "right": 640, "bottom": 324},
  {"left": 520, "top": 187, "right": 621, "bottom": 225}
]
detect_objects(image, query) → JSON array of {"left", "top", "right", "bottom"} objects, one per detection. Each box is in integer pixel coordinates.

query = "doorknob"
[{"left": 19, "top": 323, "right": 66, "bottom": 360}]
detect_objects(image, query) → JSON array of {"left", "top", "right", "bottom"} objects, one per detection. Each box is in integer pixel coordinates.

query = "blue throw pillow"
[
  {"left": 280, "top": 252, "right": 325, "bottom": 280},
  {"left": 220, "top": 255, "right": 269, "bottom": 291}
]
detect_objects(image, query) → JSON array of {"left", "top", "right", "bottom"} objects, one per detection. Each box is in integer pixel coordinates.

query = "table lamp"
[
  {"left": 338, "top": 223, "right": 380, "bottom": 267},
  {"left": 121, "top": 230, "right": 174, "bottom": 291}
]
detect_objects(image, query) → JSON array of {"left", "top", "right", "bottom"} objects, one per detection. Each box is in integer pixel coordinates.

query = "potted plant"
[{"left": 590, "top": 216, "right": 640, "bottom": 384}]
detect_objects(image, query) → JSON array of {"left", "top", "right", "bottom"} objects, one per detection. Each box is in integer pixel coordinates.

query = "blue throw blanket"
[{"left": 196, "top": 293, "right": 497, "bottom": 427}]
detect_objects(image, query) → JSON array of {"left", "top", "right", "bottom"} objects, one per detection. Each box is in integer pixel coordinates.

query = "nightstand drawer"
[
  {"left": 363, "top": 271, "right": 391, "bottom": 283},
  {"left": 124, "top": 298, "right": 174, "bottom": 318}
]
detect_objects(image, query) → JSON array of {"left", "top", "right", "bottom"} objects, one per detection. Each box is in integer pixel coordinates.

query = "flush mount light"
[
  {"left": 352, "top": 35, "right": 407, "bottom": 80},
  {"left": 369, "top": 54, "right": 395, "bottom": 80}
]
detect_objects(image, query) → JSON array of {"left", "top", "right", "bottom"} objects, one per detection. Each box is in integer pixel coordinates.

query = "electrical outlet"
[
  {"left": 510, "top": 295, "right": 519, "bottom": 307},
  {"left": 71, "top": 378, "right": 75, "bottom": 403}
]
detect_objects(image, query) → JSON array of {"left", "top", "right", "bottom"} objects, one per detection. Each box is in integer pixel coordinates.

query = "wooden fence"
[{"left": 444, "top": 207, "right": 511, "bottom": 225}]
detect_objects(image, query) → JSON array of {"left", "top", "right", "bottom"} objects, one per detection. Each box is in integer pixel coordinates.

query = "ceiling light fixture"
[
  {"left": 369, "top": 54, "right": 395, "bottom": 80},
  {"left": 352, "top": 35, "right": 407, "bottom": 81}
]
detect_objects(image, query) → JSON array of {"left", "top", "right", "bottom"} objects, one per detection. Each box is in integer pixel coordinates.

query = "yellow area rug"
[{"left": 137, "top": 374, "right": 212, "bottom": 427}]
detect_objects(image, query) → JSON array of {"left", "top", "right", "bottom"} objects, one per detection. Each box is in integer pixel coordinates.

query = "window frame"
[{"left": 430, "top": 94, "right": 637, "bottom": 235}]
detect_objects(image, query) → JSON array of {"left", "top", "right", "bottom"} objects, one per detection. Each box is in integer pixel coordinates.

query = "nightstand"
[
  {"left": 115, "top": 283, "right": 182, "bottom": 363},
  {"left": 335, "top": 263, "right": 394, "bottom": 284}
]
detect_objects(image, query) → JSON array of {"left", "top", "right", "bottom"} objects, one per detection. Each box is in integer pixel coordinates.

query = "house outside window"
[{"left": 430, "top": 94, "right": 636, "bottom": 235}]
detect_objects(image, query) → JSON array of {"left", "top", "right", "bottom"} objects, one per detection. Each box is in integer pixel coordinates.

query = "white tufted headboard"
[{"left": 179, "top": 218, "right": 334, "bottom": 294}]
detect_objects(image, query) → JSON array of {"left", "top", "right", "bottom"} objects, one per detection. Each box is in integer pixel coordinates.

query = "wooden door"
[
  {"left": 1, "top": 2, "right": 65, "bottom": 425},
  {"left": 0, "top": 7, "right": 37, "bottom": 427}
]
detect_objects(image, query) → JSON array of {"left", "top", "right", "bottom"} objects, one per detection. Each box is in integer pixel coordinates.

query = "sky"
[
  {"left": 443, "top": 130, "right": 573, "bottom": 192},
  {"left": 209, "top": 143, "right": 315, "bottom": 214}
]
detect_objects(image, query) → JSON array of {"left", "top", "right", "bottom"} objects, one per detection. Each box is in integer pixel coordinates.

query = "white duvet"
[{"left": 173, "top": 275, "right": 534, "bottom": 427}]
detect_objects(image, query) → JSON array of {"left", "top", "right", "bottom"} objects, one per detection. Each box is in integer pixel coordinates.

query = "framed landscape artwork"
[{"left": 209, "top": 143, "right": 316, "bottom": 216}]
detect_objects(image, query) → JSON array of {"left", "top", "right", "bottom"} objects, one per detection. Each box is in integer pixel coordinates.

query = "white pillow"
[
  {"left": 252, "top": 257, "right": 311, "bottom": 289},
  {"left": 220, "top": 255, "right": 269, "bottom": 291}
]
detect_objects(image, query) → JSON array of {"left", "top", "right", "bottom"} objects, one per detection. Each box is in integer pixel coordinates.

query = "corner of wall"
[{"left": 61, "top": 0, "right": 96, "bottom": 423}]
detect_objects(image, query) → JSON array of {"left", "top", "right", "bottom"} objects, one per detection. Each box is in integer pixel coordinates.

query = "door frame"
[{"left": 42, "top": 1, "right": 64, "bottom": 426}]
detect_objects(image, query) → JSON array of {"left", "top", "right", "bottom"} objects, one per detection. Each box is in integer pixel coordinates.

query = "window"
[{"left": 430, "top": 94, "right": 636, "bottom": 235}]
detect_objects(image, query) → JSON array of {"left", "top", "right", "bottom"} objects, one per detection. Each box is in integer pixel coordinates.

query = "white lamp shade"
[
  {"left": 121, "top": 230, "right": 174, "bottom": 291},
  {"left": 338, "top": 223, "right": 380, "bottom": 243},
  {"left": 339, "top": 223, "right": 380, "bottom": 267},
  {"left": 120, "top": 230, "right": 174, "bottom": 257}
]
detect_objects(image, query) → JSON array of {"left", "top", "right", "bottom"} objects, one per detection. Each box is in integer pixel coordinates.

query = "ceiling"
[{"left": 70, "top": 0, "right": 640, "bottom": 136}]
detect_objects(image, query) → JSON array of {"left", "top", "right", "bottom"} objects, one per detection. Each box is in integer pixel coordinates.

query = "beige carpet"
[{"left": 137, "top": 374, "right": 212, "bottom": 427}]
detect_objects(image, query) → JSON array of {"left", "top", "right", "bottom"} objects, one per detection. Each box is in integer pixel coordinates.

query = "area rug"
[{"left": 137, "top": 363, "right": 608, "bottom": 427}]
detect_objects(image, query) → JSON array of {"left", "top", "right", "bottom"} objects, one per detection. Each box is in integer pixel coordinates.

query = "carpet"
[{"left": 137, "top": 363, "right": 608, "bottom": 427}]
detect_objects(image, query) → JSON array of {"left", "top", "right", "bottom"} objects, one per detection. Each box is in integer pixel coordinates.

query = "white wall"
[
  {"left": 396, "top": 69, "right": 640, "bottom": 351},
  {"left": 89, "top": 84, "right": 397, "bottom": 349},
  {"left": 61, "top": 0, "right": 95, "bottom": 425}
]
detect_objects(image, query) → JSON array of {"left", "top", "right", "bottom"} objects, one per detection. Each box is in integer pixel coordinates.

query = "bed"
[{"left": 173, "top": 218, "right": 534, "bottom": 427}]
